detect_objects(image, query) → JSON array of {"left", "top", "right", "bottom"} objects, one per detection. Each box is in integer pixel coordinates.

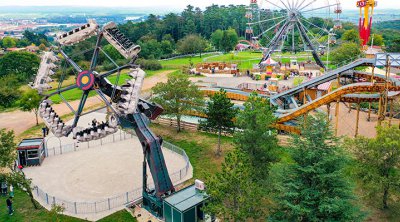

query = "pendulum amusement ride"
[
  {"left": 31, "top": 20, "right": 207, "bottom": 219},
  {"left": 246, "top": 0, "right": 342, "bottom": 70},
  {"left": 357, "top": 0, "right": 377, "bottom": 47}
]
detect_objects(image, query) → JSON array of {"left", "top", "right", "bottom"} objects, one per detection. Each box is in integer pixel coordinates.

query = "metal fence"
[
  {"left": 33, "top": 132, "right": 191, "bottom": 215},
  {"left": 45, "top": 130, "right": 134, "bottom": 157}
]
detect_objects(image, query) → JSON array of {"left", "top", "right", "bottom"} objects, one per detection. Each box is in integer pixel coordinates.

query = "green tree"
[
  {"left": 0, "top": 51, "right": 40, "bottom": 82},
  {"left": 368, "top": 34, "right": 384, "bottom": 46},
  {"left": 160, "top": 40, "right": 174, "bottom": 56},
  {"left": 330, "top": 42, "right": 362, "bottom": 65},
  {"left": 235, "top": 93, "right": 279, "bottom": 180},
  {"left": 342, "top": 29, "right": 361, "bottom": 44},
  {"left": 0, "top": 129, "right": 16, "bottom": 170},
  {"left": 177, "top": 34, "right": 208, "bottom": 57},
  {"left": 2, "top": 37, "right": 17, "bottom": 48},
  {"left": 271, "top": 114, "right": 364, "bottom": 221},
  {"left": 220, "top": 28, "right": 239, "bottom": 53},
  {"left": 7, "top": 170, "right": 39, "bottom": 209},
  {"left": 200, "top": 89, "right": 238, "bottom": 156},
  {"left": 38, "top": 43, "right": 46, "bottom": 51},
  {"left": 0, "top": 129, "right": 39, "bottom": 209},
  {"left": 18, "top": 89, "right": 42, "bottom": 126},
  {"left": 0, "top": 75, "right": 21, "bottom": 108},
  {"left": 387, "top": 38, "right": 400, "bottom": 52},
  {"left": 345, "top": 125, "right": 400, "bottom": 209},
  {"left": 102, "top": 44, "right": 123, "bottom": 61},
  {"left": 205, "top": 149, "right": 266, "bottom": 221},
  {"left": 210, "top": 29, "right": 223, "bottom": 50},
  {"left": 152, "top": 73, "right": 204, "bottom": 132}
]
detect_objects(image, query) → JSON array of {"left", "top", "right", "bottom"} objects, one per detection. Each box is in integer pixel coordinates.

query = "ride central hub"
[{"left": 77, "top": 70, "right": 96, "bottom": 91}]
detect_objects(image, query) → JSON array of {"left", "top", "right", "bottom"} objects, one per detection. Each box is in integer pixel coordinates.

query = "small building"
[
  {"left": 365, "top": 46, "right": 383, "bottom": 59},
  {"left": 17, "top": 138, "right": 46, "bottom": 167},
  {"left": 163, "top": 184, "right": 209, "bottom": 222}
]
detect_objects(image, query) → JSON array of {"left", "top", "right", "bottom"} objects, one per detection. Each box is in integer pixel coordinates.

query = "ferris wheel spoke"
[
  {"left": 100, "top": 64, "right": 133, "bottom": 78},
  {"left": 301, "top": 3, "right": 339, "bottom": 13},
  {"left": 72, "top": 91, "right": 90, "bottom": 128},
  {"left": 293, "top": 0, "right": 301, "bottom": 9},
  {"left": 256, "top": 19, "right": 287, "bottom": 39},
  {"left": 46, "top": 84, "right": 78, "bottom": 98},
  {"left": 247, "top": 16, "right": 285, "bottom": 25},
  {"left": 94, "top": 89, "right": 120, "bottom": 115},
  {"left": 297, "top": 20, "right": 318, "bottom": 46},
  {"left": 298, "top": 0, "right": 317, "bottom": 12},
  {"left": 90, "top": 33, "right": 104, "bottom": 71},
  {"left": 265, "top": 0, "right": 288, "bottom": 11},
  {"left": 300, "top": 17, "right": 329, "bottom": 34},
  {"left": 60, "top": 50, "right": 83, "bottom": 73}
]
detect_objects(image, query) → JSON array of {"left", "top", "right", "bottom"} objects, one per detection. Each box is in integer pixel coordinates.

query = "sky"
[{"left": 0, "top": 0, "right": 397, "bottom": 10}]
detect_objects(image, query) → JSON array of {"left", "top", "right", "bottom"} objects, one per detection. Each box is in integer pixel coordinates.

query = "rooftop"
[
  {"left": 18, "top": 138, "right": 44, "bottom": 149},
  {"left": 164, "top": 185, "right": 209, "bottom": 212}
]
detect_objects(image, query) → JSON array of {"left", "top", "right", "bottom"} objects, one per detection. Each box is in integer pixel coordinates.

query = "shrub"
[{"left": 136, "top": 59, "right": 162, "bottom": 70}]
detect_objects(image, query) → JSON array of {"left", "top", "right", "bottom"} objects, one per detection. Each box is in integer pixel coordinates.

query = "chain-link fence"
[{"left": 32, "top": 132, "right": 191, "bottom": 215}]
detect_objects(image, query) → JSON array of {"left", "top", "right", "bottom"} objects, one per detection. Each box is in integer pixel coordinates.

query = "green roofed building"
[{"left": 163, "top": 184, "right": 209, "bottom": 222}]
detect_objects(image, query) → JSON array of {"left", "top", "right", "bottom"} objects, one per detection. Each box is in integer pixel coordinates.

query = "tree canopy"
[
  {"left": 330, "top": 42, "right": 362, "bottom": 65},
  {"left": 270, "top": 114, "right": 364, "bottom": 221},
  {"left": 235, "top": 93, "right": 279, "bottom": 180},
  {"left": 345, "top": 125, "right": 400, "bottom": 209},
  {"left": 18, "top": 89, "right": 42, "bottom": 125},
  {"left": 151, "top": 73, "right": 204, "bottom": 132},
  {"left": 205, "top": 149, "right": 266, "bottom": 221},
  {"left": 0, "top": 51, "right": 40, "bottom": 82},
  {"left": 200, "top": 89, "right": 238, "bottom": 156}
]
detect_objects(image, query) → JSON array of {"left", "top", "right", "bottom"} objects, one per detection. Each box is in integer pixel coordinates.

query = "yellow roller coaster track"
[{"left": 201, "top": 82, "right": 400, "bottom": 134}]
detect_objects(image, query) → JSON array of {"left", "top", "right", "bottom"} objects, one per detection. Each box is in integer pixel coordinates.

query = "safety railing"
[{"left": 32, "top": 132, "right": 191, "bottom": 215}]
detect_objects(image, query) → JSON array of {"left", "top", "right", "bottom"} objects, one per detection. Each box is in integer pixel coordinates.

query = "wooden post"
[
  {"left": 327, "top": 103, "right": 331, "bottom": 122},
  {"left": 335, "top": 98, "right": 340, "bottom": 137},
  {"left": 355, "top": 103, "right": 361, "bottom": 137},
  {"left": 389, "top": 99, "right": 394, "bottom": 126},
  {"left": 367, "top": 102, "right": 372, "bottom": 122},
  {"left": 378, "top": 94, "right": 383, "bottom": 126},
  {"left": 371, "top": 66, "right": 375, "bottom": 84}
]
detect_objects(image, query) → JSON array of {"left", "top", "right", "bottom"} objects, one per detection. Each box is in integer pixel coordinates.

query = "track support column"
[
  {"left": 367, "top": 102, "right": 372, "bottom": 122},
  {"left": 327, "top": 103, "right": 331, "bottom": 122},
  {"left": 389, "top": 100, "right": 394, "bottom": 126},
  {"left": 335, "top": 98, "right": 340, "bottom": 137},
  {"left": 355, "top": 103, "right": 361, "bottom": 137}
]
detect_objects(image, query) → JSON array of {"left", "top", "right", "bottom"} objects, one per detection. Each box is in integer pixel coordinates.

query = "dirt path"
[{"left": 0, "top": 70, "right": 176, "bottom": 136}]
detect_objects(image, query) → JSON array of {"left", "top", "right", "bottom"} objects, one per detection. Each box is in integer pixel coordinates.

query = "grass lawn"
[
  {"left": 0, "top": 190, "right": 136, "bottom": 222},
  {"left": 97, "top": 210, "right": 137, "bottom": 222},
  {"left": 46, "top": 69, "right": 173, "bottom": 104},
  {"left": 150, "top": 124, "right": 234, "bottom": 181},
  {"left": 0, "top": 190, "right": 85, "bottom": 222}
]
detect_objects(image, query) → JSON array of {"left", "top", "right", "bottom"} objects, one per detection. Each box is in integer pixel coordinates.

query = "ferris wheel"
[{"left": 245, "top": 0, "right": 342, "bottom": 69}]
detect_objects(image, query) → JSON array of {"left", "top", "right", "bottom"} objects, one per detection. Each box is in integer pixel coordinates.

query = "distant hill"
[{"left": 375, "top": 20, "right": 400, "bottom": 30}]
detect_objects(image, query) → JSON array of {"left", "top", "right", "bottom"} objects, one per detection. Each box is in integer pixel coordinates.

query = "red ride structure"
[{"left": 357, "top": 0, "right": 377, "bottom": 47}]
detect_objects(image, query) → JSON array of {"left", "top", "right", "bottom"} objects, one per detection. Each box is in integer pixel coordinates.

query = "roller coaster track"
[
  {"left": 200, "top": 82, "right": 400, "bottom": 134},
  {"left": 270, "top": 58, "right": 377, "bottom": 107},
  {"left": 275, "top": 83, "right": 400, "bottom": 132}
]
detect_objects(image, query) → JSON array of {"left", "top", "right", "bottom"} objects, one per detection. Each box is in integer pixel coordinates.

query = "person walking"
[{"left": 6, "top": 196, "right": 13, "bottom": 215}]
